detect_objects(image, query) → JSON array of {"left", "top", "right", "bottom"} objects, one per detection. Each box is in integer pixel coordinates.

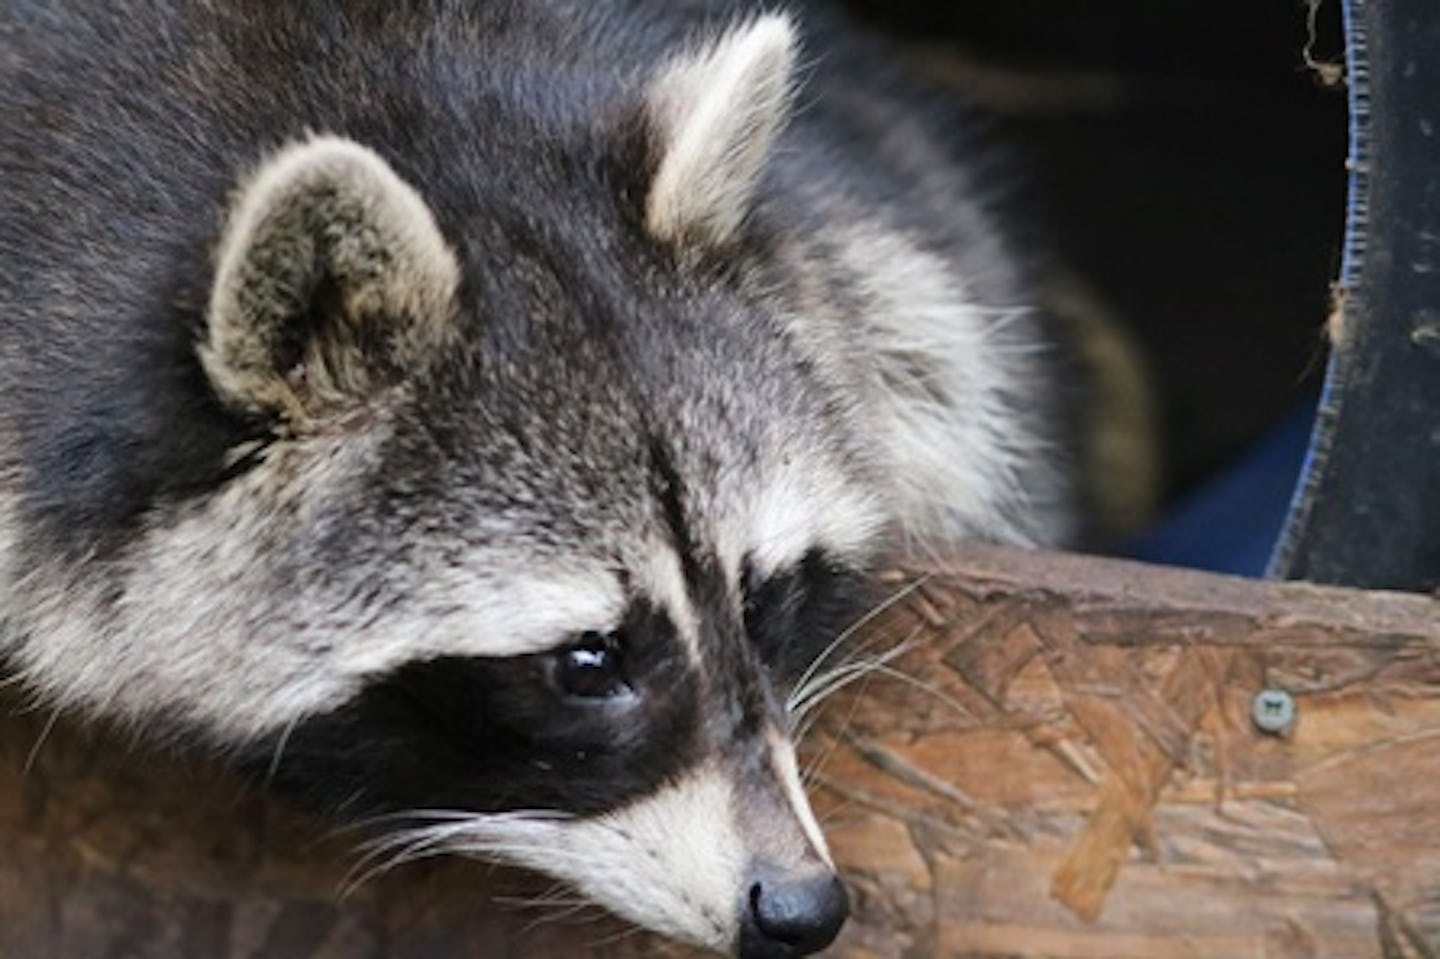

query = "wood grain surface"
[{"left": 3, "top": 545, "right": 1437, "bottom": 957}]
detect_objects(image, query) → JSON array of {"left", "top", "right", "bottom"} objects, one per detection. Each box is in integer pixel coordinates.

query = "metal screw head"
[{"left": 1251, "top": 688, "right": 1297, "bottom": 735}]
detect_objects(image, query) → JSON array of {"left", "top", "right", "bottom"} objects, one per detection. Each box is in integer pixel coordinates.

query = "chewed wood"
[{"left": 3, "top": 545, "right": 1438, "bottom": 957}]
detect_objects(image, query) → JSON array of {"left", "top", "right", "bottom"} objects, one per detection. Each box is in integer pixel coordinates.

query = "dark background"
[{"left": 842, "top": 0, "right": 1348, "bottom": 502}]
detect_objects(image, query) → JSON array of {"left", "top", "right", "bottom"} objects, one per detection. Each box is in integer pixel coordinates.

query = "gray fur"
[{"left": 1, "top": 1, "right": 1074, "bottom": 953}]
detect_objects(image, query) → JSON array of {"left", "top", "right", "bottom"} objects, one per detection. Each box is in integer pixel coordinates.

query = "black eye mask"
[
  {"left": 238, "top": 598, "right": 702, "bottom": 821},
  {"left": 741, "top": 549, "right": 875, "bottom": 692}
]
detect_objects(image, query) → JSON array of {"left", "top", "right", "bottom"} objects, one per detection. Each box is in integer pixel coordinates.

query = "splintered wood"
[
  {"left": 810, "top": 547, "right": 1440, "bottom": 958},
  {"left": 2, "top": 545, "right": 1437, "bottom": 958}
]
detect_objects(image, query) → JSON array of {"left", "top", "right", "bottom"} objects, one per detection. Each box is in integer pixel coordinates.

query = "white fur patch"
[
  {"left": 797, "top": 226, "right": 1071, "bottom": 550},
  {"left": 429, "top": 763, "right": 748, "bottom": 951},
  {"left": 646, "top": 15, "right": 796, "bottom": 247},
  {"left": 637, "top": 535, "right": 702, "bottom": 653},
  {"left": 372, "top": 746, "right": 835, "bottom": 953},
  {"left": 768, "top": 728, "right": 832, "bottom": 866},
  {"left": 549, "top": 763, "right": 745, "bottom": 949},
  {"left": 717, "top": 455, "right": 884, "bottom": 581}
]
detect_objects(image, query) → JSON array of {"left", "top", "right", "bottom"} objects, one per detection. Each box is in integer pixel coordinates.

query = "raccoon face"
[
  {"left": 253, "top": 552, "right": 876, "bottom": 957},
  {"left": 0, "top": 2, "right": 1076, "bottom": 952},
  {"left": 0, "top": 15, "right": 883, "bottom": 956},
  {"left": 0, "top": 11, "right": 914, "bottom": 955}
]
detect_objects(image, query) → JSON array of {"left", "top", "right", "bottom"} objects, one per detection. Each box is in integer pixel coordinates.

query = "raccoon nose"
[{"left": 740, "top": 870, "right": 849, "bottom": 957}]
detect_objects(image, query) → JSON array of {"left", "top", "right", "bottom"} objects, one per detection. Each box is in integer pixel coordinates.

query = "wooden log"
[{"left": 2, "top": 545, "right": 1437, "bottom": 957}]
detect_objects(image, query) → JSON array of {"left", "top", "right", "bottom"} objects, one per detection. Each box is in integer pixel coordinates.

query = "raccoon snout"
[{"left": 738, "top": 866, "right": 849, "bottom": 958}]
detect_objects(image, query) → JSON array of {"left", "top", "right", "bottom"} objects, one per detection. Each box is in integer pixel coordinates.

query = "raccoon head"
[{"left": 3, "top": 14, "right": 886, "bottom": 957}]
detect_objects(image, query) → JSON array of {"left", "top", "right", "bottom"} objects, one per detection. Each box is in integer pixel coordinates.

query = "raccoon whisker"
[
  {"left": 814, "top": 794, "right": 855, "bottom": 828},
  {"left": 382, "top": 815, "right": 582, "bottom": 872},
  {"left": 584, "top": 919, "right": 652, "bottom": 950},
  {"left": 447, "top": 842, "right": 614, "bottom": 882},
  {"left": 23, "top": 706, "right": 62, "bottom": 774},
  {"left": 339, "top": 811, "right": 569, "bottom": 898},
  {"left": 352, "top": 827, "right": 448, "bottom": 863},
  {"left": 319, "top": 817, "right": 398, "bottom": 844},
  {"left": 805, "top": 659, "right": 978, "bottom": 746},
  {"left": 319, "top": 808, "right": 517, "bottom": 857},
  {"left": 317, "top": 810, "right": 410, "bottom": 845},
  {"left": 787, "top": 573, "right": 931, "bottom": 712},
  {"left": 791, "top": 631, "right": 920, "bottom": 744},
  {"left": 797, "top": 625, "right": 925, "bottom": 786},
  {"left": 386, "top": 808, "right": 508, "bottom": 822},
  {"left": 340, "top": 831, "right": 451, "bottom": 898},
  {"left": 789, "top": 615, "right": 920, "bottom": 720},
  {"left": 514, "top": 898, "right": 606, "bottom": 935},
  {"left": 789, "top": 637, "right": 914, "bottom": 727},
  {"left": 800, "top": 634, "right": 973, "bottom": 735},
  {"left": 852, "top": 662, "right": 975, "bottom": 724},
  {"left": 355, "top": 807, "right": 572, "bottom": 830},
  {"left": 340, "top": 847, "right": 456, "bottom": 899},
  {"left": 799, "top": 658, "right": 884, "bottom": 787},
  {"left": 342, "top": 808, "right": 571, "bottom": 843},
  {"left": 521, "top": 878, "right": 573, "bottom": 899},
  {"left": 494, "top": 887, "right": 595, "bottom": 911},
  {"left": 497, "top": 814, "right": 732, "bottom": 943},
  {"left": 263, "top": 714, "right": 301, "bottom": 785},
  {"left": 519, "top": 898, "right": 597, "bottom": 910},
  {"left": 824, "top": 571, "right": 930, "bottom": 656},
  {"left": 339, "top": 844, "right": 440, "bottom": 900},
  {"left": 793, "top": 623, "right": 914, "bottom": 700},
  {"left": 798, "top": 651, "right": 979, "bottom": 790},
  {"left": 342, "top": 831, "right": 516, "bottom": 898},
  {"left": 354, "top": 812, "right": 564, "bottom": 862}
]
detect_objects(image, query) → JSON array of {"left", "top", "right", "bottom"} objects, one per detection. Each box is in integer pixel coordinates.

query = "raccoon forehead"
[
  {"left": 379, "top": 563, "right": 631, "bottom": 657},
  {"left": 722, "top": 460, "right": 886, "bottom": 579},
  {"left": 656, "top": 426, "right": 884, "bottom": 585}
]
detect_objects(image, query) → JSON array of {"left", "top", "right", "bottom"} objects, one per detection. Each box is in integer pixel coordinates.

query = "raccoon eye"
[{"left": 552, "top": 632, "right": 631, "bottom": 701}]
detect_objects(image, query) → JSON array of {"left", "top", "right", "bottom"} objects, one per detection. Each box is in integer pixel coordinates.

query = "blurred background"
[{"left": 842, "top": 0, "right": 1350, "bottom": 575}]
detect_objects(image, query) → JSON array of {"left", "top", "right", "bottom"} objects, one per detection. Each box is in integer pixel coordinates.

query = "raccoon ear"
[
  {"left": 201, "top": 135, "right": 459, "bottom": 424},
  {"left": 644, "top": 14, "right": 797, "bottom": 248}
]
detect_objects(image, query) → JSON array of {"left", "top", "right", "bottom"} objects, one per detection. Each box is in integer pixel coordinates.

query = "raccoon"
[{"left": 1, "top": 1, "right": 1073, "bottom": 955}]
